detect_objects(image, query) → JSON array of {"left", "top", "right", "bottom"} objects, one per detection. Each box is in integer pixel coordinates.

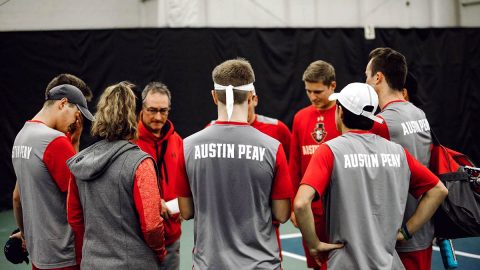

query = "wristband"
[{"left": 400, "top": 224, "right": 412, "bottom": 240}]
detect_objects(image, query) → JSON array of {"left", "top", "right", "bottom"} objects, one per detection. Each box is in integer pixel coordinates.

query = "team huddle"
[{"left": 11, "top": 47, "right": 448, "bottom": 270}]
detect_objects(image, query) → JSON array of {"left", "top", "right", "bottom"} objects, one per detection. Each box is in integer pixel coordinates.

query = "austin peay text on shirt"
[
  {"left": 343, "top": 153, "right": 401, "bottom": 168},
  {"left": 302, "top": 145, "right": 320, "bottom": 155},
  {"left": 12, "top": 145, "right": 33, "bottom": 159},
  {"left": 401, "top": 118, "right": 430, "bottom": 135},
  {"left": 194, "top": 143, "right": 266, "bottom": 161}
]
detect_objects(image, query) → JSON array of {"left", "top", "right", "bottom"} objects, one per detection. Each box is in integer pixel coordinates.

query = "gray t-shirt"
[
  {"left": 303, "top": 132, "right": 411, "bottom": 270},
  {"left": 376, "top": 101, "right": 434, "bottom": 252},
  {"left": 177, "top": 122, "right": 292, "bottom": 270},
  {"left": 12, "top": 121, "right": 76, "bottom": 268}
]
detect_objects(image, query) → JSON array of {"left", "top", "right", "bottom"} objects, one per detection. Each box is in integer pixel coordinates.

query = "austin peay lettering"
[
  {"left": 302, "top": 145, "right": 320, "bottom": 155},
  {"left": 344, "top": 153, "right": 401, "bottom": 168},
  {"left": 194, "top": 143, "right": 266, "bottom": 161},
  {"left": 401, "top": 119, "right": 430, "bottom": 135},
  {"left": 12, "top": 145, "right": 33, "bottom": 159}
]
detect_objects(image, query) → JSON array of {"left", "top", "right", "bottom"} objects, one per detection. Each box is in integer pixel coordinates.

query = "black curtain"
[{"left": 1, "top": 28, "right": 479, "bottom": 209}]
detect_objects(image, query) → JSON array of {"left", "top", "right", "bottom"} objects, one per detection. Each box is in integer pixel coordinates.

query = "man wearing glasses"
[{"left": 134, "top": 81, "right": 183, "bottom": 270}]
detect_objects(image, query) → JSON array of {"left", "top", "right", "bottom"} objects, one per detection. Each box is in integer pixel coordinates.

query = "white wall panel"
[{"left": 0, "top": 0, "right": 476, "bottom": 31}]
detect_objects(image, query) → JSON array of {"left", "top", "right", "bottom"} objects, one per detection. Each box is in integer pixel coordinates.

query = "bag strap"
[
  {"left": 431, "top": 129, "right": 455, "bottom": 172},
  {"left": 439, "top": 171, "right": 470, "bottom": 182}
]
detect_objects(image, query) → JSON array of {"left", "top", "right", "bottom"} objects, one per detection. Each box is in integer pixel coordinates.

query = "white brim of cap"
[
  {"left": 362, "top": 112, "right": 384, "bottom": 124},
  {"left": 329, "top": 93, "right": 383, "bottom": 124},
  {"left": 328, "top": 93, "right": 340, "bottom": 101}
]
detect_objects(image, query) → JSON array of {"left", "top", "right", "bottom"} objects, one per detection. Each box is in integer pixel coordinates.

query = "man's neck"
[
  {"left": 314, "top": 100, "right": 336, "bottom": 111},
  {"left": 378, "top": 87, "right": 405, "bottom": 109},
  {"left": 341, "top": 126, "right": 366, "bottom": 135},
  {"left": 247, "top": 112, "right": 256, "bottom": 125},
  {"left": 32, "top": 109, "right": 56, "bottom": 130},
  {"left": 217, "top": 104, "right": 248, "bottom": 123}
]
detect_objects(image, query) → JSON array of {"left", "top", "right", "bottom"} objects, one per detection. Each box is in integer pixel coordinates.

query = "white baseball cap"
[{"left": 328, "top": 82, "right": 383, "bottom": 124}]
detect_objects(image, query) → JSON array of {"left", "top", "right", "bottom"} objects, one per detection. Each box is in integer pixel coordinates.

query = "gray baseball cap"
[{"left": 47, "top": 84, "right": 95, "bottom": 121}]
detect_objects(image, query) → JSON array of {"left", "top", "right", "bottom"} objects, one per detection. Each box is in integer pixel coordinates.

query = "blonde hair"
[
  {"left": 91, "top": 82, "right": 138, "bottom": 141},
  {"left": 302, "top": 60, "right": 336, "bottom": 85}
]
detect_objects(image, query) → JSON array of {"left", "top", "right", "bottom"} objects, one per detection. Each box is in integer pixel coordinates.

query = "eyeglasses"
[{"left": 144, "top": 107, "right": 170, "bottom": 115}]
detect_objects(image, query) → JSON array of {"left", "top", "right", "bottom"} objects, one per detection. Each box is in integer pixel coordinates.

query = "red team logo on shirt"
[{"left": 311, "top": 123, "right": 327, "bottom": 143}]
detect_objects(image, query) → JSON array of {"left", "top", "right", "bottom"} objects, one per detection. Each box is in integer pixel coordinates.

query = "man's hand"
[
  {"left": 10, "top": 231, "right": 26, "bottom": 250},
  {"left": 70, "top": 112, "right": 83, "bottom": 152},
  {"left": 290, "top": 211, "right": 298, "bottom": 228},
  {"left": 309, "top": 241, "right": 344, "bottom": 267},
  {"left": 396, "top": 230, "right": 405, "bottom": 241},
  {"left": 160, "top": 199, "right": 172, "bottom": 220}
]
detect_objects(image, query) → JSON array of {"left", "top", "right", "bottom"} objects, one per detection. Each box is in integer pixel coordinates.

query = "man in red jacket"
[
  {"left": 134, "top": 81, "right": 183, "bottom": 270},
  {"left": 290, "top": 60, "right": 341, "bottom": 270}
]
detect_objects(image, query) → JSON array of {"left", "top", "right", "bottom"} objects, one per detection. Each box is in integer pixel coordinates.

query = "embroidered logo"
[{"left": 311, "top": 123, "right": 327, "bottom": 143}]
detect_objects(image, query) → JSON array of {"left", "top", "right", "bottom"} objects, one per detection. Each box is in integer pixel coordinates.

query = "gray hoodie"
[{"left": 68, "top": 140, "right": 163, "bottom": 270}]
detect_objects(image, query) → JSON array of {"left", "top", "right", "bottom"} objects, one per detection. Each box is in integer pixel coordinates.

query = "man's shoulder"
[
  {"left": 255, "top": 114, "right": 279, "bottom": 125},
  {"left": 18, "top": 122, "right": 67, "bottom": 145},
  {"left": 380, "top": 101, "right": 428, "bottom": 124}
]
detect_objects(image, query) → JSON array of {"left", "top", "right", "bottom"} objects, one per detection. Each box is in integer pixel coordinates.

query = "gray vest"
[
  {"left": 12, "top": 122, "right": 76, "bottom": 268},
  {"left": 324, "top": 133, "right": 410, "bottom": 270},
  {"left": 67, "top": 140, "right": 161, "bottom": 270},
  {"left": 380, "top": 101, "right": 434, "bottom": 252},
  {"left": 184, "top": 124, "right": 282, "bottom": 270}
]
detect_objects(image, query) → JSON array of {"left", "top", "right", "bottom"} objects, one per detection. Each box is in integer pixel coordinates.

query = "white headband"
[{"left": 214, "top": 83, "right": 255, "bottom": 121}]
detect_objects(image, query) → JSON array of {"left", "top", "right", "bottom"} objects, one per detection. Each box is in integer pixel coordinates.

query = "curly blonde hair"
[{"left": 91, "top": 82, "right": 138, "bottom": 141}]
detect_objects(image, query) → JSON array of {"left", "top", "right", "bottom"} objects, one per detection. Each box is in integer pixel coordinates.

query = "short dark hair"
[
  {"left": 214, "top": 90, "right": 250, "bottom": 105},
  {"left": 212, "top": 58, "right": 255, "bottom": 88},
  {"left": 212, "top": 58, "right": 254, "bottom": 105},
  {"left": 404, "top": 72, "right": 424, "bottom": 107},
  {"left": 338, "top": 101, "right": 374, "bottom": 130},
  {"left": 45, "top": 74, "right": 93, "bottom": 102},
  {"left": 142, "top": 81, "right": 171, "bottom": 106},
  {"left": 368, "top": 48, "right": 407, "bottom": 91},
  {"left": 302, "top": 60, "right": 336, "bottom": 86}
]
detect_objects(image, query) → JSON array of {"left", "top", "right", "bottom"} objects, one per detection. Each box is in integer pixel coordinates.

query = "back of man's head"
[
  {"left": 302, "top": 60, "right": 336, "bottom": 86},
  {"left": 45, "top": 74, "right": 93, "bottom": 102},
  {"left": 368, "top": 48, "right": 407, "bottom": 91},
  {"left": 328, "top": 83, "right": 383, "bottom": 130},
  {"left": 212, "top": 58, "right": 255, "bottom": 104}
]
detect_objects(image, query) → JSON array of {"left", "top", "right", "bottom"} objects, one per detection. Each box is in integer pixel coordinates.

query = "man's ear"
[
  {"left": 211, "top": 90, "right": 218, "bottom": 105},
  {"left": 58, "top": 98, "right": 68, "bottom": 109},
  {"left": 338, "top": 105, "right": 344, "bottom": 121},
  {"left": 252, "top": 94, "right": 258, "bottom": 107},
  {"left": 330, "top": 81, "right": 337, "bottom": 91},
  {"left": 402, "top": 88, "right": 409, "bottom": 101},
  {"left": 375, "top": 72, "right": 384, "bottom": 85}
]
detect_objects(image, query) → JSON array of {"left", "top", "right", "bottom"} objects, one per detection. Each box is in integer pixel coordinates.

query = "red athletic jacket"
[{"left": 134, "top": 120, "right": 183, "bottom": 246}]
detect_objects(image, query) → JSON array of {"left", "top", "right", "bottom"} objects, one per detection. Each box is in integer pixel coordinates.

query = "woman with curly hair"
[{"left": 67, "top": 82, "right": 166, "bottom": 269}]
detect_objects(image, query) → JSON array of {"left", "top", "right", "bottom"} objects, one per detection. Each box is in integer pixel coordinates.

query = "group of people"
[{"left": 11, "top": 47, "right": 448, "bottom": 270}]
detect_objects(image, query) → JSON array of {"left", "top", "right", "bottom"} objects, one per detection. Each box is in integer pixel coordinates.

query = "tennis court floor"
[{"left": 1, "top": 211, "right": 478, "bottom": 269}]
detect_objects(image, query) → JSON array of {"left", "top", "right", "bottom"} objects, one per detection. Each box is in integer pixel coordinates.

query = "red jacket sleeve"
[
  {"left": 133, "top": 158, "right": 166, "bottom": 261},
  {"left": 43, "top": 136, "right": 76, "bottom": 193},
  {"left": 67, "top": 174, "right": 84, "bottom": 264},
  {"left": 289, "top": 116, "right": 302, "bottom": 192},
  {"left": 405, "top": 149, "right": 440, "bottom": 198},
  {"left": 277, "top": 121, "right": 292, "bottom": 160},
  {"left": 300, "top": 144, "right": 334, "bottom": 198},
  {"left": 272, "top": 144, "right": 294, "bottom": 200},
  {"left": 370, "top": 116, "right": 390, "bottom": 140}
]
